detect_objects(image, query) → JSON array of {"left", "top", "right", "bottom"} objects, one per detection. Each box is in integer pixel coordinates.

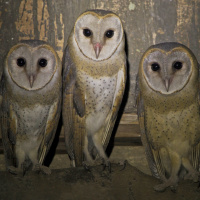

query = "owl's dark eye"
[
  {"left": 151, "top": 63, "right": 160, "bottom": 71},
  {"left": 173, "top": 61, "right": 182, "bottom": 70},
  {"left": 38, "top": 58, "right": 48, "bottom": 67},
  {"left": 17, "top": 58, "right": 26, "bottom": 67},
  {"left": 105, "top": 30, "right": 114, "bottom": 38},
  {"left": 83, "top": 29, "right": 92, "bottom": 37}
]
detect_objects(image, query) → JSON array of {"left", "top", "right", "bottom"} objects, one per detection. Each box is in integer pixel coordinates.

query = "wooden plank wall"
[{"left": 0, "top": 0, "right": 200, "bottom": 149}]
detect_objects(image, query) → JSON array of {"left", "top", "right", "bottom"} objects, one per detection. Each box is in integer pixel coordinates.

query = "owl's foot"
[
  {"left": 154, "top": 177, "right": 179, "bottom": 192},
  {"left": 8, "top": 164, "right": 26, "bottom": 176},
  {"left": 102, "top": 159, "right": 111, "bottom": 173},
  {"left": 8, "top": 166, "right": 21, "bottom": 175},
  {"left": 120, "top": 160, "right": 127, "bottom": 171},
  {"left": 82, "top": 160, "right": 95, "bottom": 171},
  {"left": 110, "top": 159, "right": 127, "bottom": 171},
  {"left": 32, "top": 164, "right": 51, "bottom": 175},
  {"left": 184, "top": 171, "right": 200, "bottom": 182},
  {"left": 82, "top": 158, "right": 103, "bottom": 169}
]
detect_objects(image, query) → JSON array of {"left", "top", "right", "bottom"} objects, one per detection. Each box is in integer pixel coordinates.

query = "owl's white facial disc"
[
  {"left": 74, "top": 12, "right": 123, "bottom": 61},
  {"left": 142, "top": 50, "right": 192, "bottom": 94},
  {"left": 7, "top": 44, "right": 57, "bottom": 91}
]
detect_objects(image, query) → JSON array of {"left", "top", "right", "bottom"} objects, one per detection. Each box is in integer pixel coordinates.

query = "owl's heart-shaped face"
[
  {"left": 6, "top": 43, "right": 58, "bottom": 91},
  {"left": 141, "top": 47, "right": 194, "bottom": 95},
  {"left": 74, "top": 11, "right": 123, "bottom": 61}
]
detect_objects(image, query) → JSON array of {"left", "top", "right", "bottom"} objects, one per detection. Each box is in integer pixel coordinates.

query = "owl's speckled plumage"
[
  {"left": 136, "top": 42, "right": 200, "bottom": 191},
  {"left": 62, "top": 10, "right": 126, "bottom": 167},
  {"left": 1, "top": 40, "right": 62, "bottom": 174}
]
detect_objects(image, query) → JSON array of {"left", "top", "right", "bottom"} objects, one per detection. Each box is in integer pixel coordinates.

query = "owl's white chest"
[
  {"left": 81, "top": 70, "right": 124, "bottom": 135},
  {"left": 80, "top": 73, "right": 118, "bottom": 135},
  {"left": 12, "top": 103, "right": 49, "bottom": 136}
]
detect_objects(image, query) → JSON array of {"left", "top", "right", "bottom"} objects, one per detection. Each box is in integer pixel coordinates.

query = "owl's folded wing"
[
  {"left": 191, "top": 73, "right": 200, "bottom": 170},
  {"left": 1, "top": 78, "right": 15, "bottom": 168},
  {"left": 62, "top": 46, "right": 85, "bottom": 167},
  {"left": 136, "top": 77, "right": 162, "bottom": 180},
  {"left": 101, "top": 64, "right": 126, "bottom": 153},
  {"left": 38, "top": 96, "right": 61, "bottom": 164}
]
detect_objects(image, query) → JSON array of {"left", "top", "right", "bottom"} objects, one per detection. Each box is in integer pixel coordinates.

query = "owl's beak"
[
  {"left": 29, "top": 75, "right": 35, "bottom": 88},
  {"left": 93, "top": 43, "right": 103, "bottom": 59},
  {"left": 164, "top": 78, "right": 172, "bottom": 92}
]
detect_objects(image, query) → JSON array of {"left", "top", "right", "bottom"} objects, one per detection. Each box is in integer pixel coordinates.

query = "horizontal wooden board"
[{"left": 119, "top": 113, "right": 138, "bottom": 125}]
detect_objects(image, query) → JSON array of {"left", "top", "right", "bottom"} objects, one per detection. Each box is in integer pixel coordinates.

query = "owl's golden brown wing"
[
  {"left": 62, "top": 46, "right": 86, "bottom": 167},
  {"left": 190, "top": 73, "right": 200, "bottom": 171},
  {"left": 136, "top": 76, "right": 165, "bottom": 180},
  {"left": 101, "top": 64, "right": 126, "bottom": 152},
  {"left": 38, "top": 96, "right": 61, "bottom": 164},
  {"left": 1, "top": 77, "right": 15, "bottom": 168}
]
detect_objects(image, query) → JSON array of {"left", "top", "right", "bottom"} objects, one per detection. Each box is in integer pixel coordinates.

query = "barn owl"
[
  {"left": 62, "top": 10, "right": 126, "bottom": 169},
  {"left": 1, "top": 40, "right": 62, "bottom": 175},
  {"left": 136, "top": 42, "right": 200, "bottom": 191}
]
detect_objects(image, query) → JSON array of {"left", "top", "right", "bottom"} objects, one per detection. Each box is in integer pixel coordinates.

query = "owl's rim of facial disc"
[
  {"left": 75, "top": 11, "right": 121, "bottom": 26},
  {"left": 6, "top": 43, "right": 59, "bottom": 91}
]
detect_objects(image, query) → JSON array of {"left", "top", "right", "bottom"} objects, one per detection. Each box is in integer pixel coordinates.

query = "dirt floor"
[{"left": 0, "top": 163, "right": 200, "bottom": 200}]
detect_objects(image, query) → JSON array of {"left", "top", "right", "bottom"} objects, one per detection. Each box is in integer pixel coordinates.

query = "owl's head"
[
  {"left": 140, "top": 42, "right": 198, "bottom": 95},
  {"left": 5, "top": 40, "right": 60, "bottom": 91},
  {"left": 73, "top": 10, "right": 124, "bottom": 61}
]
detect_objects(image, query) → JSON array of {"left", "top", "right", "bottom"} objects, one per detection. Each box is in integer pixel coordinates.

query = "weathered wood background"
[
  {"left": 1, "top": 0, "right": 200, "bottom": 113},
  {"left": 0, "top": 0, "right": 200, "bottom": 150}
]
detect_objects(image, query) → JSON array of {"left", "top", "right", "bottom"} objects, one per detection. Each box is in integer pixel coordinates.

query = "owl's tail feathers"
[
  {"left": 191, "top": 142, "right": 200, "bottom": 171},
  {"left": 39, "top": 145, "right": 47, "bottom": 165},
  {"left": 73, "top": 114, "right": 86, "bottom": 167},
  {"left": 151, "top": 149, "right": 167, "bottom": 181}
]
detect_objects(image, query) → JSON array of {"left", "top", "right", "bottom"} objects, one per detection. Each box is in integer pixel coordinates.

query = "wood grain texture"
[{"left": 0, "top": 0, "right": 200, "bottom": 140}]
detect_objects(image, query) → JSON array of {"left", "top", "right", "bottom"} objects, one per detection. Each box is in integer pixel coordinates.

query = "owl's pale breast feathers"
[
  {"left": 10, "top": 103, "right": 50, "bottom": 136},
  {"left": 78, "top": 71, "right": 116, "bottom": 134}
]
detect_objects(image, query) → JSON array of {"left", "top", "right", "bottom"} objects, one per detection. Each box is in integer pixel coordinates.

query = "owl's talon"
[
  {"left": 94, "top": 157, "right": 104, "bottom": 165},
  {"left": 82, "top": 161, "right": 91, "bottom": 171},
  {"left": 102, "top": 160, "right": 111, "bottom": 173},
  {"left": 8, "top": 164, "right": 26, "bottom": 176},
  {"left": 184, "top": 171, "right": 200, "bottom": 182},
  {"left": 170, "top": 185, "right": 177, "bottom": 193},
  {"left": 32, "top": 164, "right": 51, "bottom": 175},
  {"left": 32, "top": 164, "right": 40, "bottom": 172},
  {"left": 154, "top": 177, "right": 178, "bottom": 192},
  {"left": 120, "top": 160, "right": 127, "bottom": 171},
  {"left": 8, "top": 166, "right": 19, "bottom": 175},
  {"left": 154, "top": 184, "right": 166, "bottom": 192},
  {"left": 40, "top": 166, "right": 51, "bottom": 175}
]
